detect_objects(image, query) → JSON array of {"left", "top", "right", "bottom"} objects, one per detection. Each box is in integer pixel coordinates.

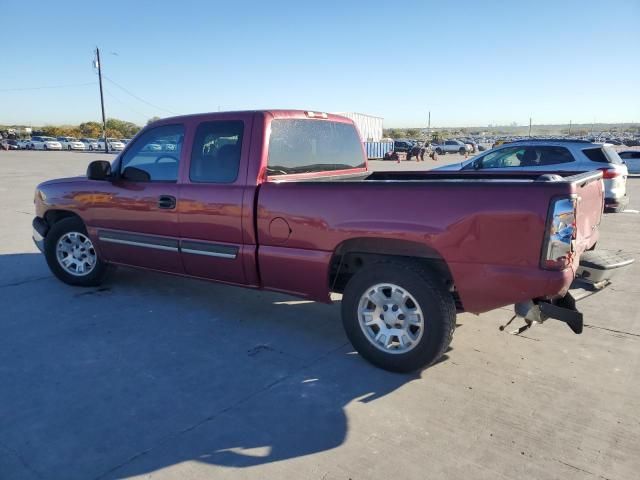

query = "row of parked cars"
[
  {"left": 389, "top": 138, "right": 487, "bottom": 157},
  {"left": 7, "top": 136, "right": 130, "bottom": 151},
  {"left": 5, "top": 136, "right": 181, "bottom": 153}
]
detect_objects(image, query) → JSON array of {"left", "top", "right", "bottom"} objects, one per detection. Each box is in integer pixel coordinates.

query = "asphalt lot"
[{"left": 1, "top": 150, "right": 639, "bottom": 480}]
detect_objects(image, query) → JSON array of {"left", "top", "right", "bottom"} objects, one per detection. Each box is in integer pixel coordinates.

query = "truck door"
[
  {"left": 89, "top": 123, "right": 185, "bottom": 273},
  {"left": 178, "top": 115, "right": 256, "bottom": 285}
]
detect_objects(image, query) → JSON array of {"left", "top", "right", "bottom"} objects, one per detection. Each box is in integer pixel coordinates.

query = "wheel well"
[
  {"left": 329, "top": 238, "right": 462, "bottom": 309},
  {"left": 44, "top": 210, "right": 82, "bottom": 227}
]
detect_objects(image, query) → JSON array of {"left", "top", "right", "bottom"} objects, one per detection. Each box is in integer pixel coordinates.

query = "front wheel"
[
  {"left": 44, "top": 217, "right": 108, "bottom": 286},
  {"left": 459, "top": 147, "right": 466, "bottom": 154},
  {"left": 341, "top": 261, "right": 456, "bottom": 372},
  {"left": 436, "top": 148, "right": 443, "bottom": 155}
]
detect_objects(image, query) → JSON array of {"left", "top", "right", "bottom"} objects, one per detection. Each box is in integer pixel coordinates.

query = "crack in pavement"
[
  {"left": 0, "top": 440, "right": 43, "bottom": 479},
  {"left": 554, "top": 458, "right": 613, "bottom": 480},
  {"left": 583, "top": 324, "right": 640, "bottom": 338},
  {"left": 0, "top": 275, "right": 51, "bottom": 289},
  {"left": 93, "top": 341, "right": 351, "bottom": 480}
]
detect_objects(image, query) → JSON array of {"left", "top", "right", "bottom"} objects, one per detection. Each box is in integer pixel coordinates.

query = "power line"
[
  {"left": 102, "top": 75, "right": 177, "bottom": 115},
  {"left": 0, "top": 81, "right": 96, "bottom": 92},
  {"left": 103, "top": 86, "right": 152, "bottom": 121}
]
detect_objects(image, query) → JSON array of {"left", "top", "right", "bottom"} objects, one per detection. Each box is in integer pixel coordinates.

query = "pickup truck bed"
[
  {"left": 259, "top": 170, "right": 603, "bottom": 313},
  {"left": 32, "top": 110, "right": 631, "bottom": 372}
]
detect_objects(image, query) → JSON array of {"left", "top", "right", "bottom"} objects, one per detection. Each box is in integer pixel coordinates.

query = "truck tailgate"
[{"left": 573, "top": 172, "right": 604, "bottom": 255}]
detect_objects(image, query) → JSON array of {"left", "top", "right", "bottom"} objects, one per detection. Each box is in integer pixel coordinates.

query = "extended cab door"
[
  {"left": 89, "top": 123, "right": 185, "bottom": 273},
  {"left": 177, "top": 114, "right": 257, "bottom": 285}
]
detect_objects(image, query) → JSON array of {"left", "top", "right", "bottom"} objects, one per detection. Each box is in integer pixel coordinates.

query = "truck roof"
[{"left": 150, "top": 110, "right": 353, "bottom": 125}]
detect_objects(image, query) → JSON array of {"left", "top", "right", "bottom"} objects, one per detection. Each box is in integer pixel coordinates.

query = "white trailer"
[{"left": 334, "top": 112, "right": 384, "bottom": 142}]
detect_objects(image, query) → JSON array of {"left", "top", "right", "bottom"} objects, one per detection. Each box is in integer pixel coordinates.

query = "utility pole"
[
  {"left": 528, "top": 117, "right": 532, "bottom": 137},
  {"left": 427, "top": 111, "right": 431, "bottom": 139},
  {"left": 568, "top": 120, "right": 572, "bottom": 136},
  {"left": 95, "top": 47, "right": 108, "bottom": 153}
]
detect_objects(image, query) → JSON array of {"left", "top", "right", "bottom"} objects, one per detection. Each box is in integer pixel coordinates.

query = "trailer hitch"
[{"left": 502, "top": 279, "right": 611, "bottom": 335}]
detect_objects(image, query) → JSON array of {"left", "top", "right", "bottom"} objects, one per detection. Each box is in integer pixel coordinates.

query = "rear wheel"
[
  {"left": 341, "top": 260, "right": 456, "bottom": 372},
  {"left": 459, "top": 147, "right": 466, "bottom": 154},
  {"left": 436, "top": 148, "right": 443, "bottom": 155},
  {"left": 44, "top": 217, "right": 108, "bottom": 286}
]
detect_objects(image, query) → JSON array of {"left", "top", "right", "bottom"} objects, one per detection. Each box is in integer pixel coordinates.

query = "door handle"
[{"left": 158, "top": 195, "right": 176, "bottom": 209}]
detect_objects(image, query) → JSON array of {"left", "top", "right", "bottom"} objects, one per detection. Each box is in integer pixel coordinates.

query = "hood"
[{"left": 37, "top": 176, "right": 85, "bottom": 188}]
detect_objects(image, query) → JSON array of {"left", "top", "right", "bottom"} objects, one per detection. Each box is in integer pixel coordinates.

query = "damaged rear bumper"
[{"left": 514, "top": 250, "right": 634, "bottom": 334}]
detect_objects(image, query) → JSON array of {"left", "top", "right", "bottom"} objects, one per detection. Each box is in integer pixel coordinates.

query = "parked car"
[
  {"left": 30, "top": 136, "right": 62, "bottom": 150},
  {"left": 31, "top": 110, "right": 633, "bottom": 372},
  {"left": 57, "top": 137, "right": 86, "bottom": 151},
  {"left": 434, "top": 139, "right": 629, "bottom": 212},
  {"left": 120, "top": 138, "right": 132, "bottom": 145},
  {"left": 18, "top": 139, "right": 31, "bottom": 149},
  {"left": 432, "top": 139, "right": 471, "bottom": 155},
  {"left": 79, "top": 138, "right": 97, "bottom": 149},
  {"left": 1, "top": 139, "right": 20, "bottom": 150},
  {"left": 618, "top": 150, "right": 640, "bottom": 174},
  {"left": 392, "top": 139, "right": 413, "bottom": 153},
  {"left": 90, "top": 138, "right": 125, "bottom": 151}
]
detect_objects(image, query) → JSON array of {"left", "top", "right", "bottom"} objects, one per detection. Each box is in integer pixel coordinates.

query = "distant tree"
[
  {"left": 147, "top": 116, "right": 161, "bottom": 125},
  {"left": 406, "top": 128, "right": 421, "bottom": 138},
  {"left": 384, "top": 128, "right": 405, "bottom": 139},
  {"left": 79, "top": 121, "right": 102, "bottom": 138}
]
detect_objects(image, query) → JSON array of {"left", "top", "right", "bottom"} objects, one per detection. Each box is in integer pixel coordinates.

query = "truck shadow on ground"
[{"left": 0, "top": 253, "right": 451, "bottom": 479}]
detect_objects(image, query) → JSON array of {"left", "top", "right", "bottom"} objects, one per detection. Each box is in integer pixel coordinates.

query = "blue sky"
[{"left": 1, "top": 0, "right": 638, "bottom": 127}]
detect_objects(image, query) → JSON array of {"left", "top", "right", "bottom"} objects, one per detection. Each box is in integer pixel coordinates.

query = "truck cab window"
[
  {"left": 190, "top": 121, "right": 244, "bottom": 183},
  {"left": 119, "top": 124, "right": 184, "bottom": 182},
  {"left": 268, "top": 119, "right": 365, "bottom": 175}
]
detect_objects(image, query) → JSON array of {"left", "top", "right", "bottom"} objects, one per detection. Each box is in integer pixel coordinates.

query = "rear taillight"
[
  {"left": 599, "top": 168, "right": 621, "bottom": 179},
  {"left": 542, "top": 197, "right": 577, "bottom": 270}
]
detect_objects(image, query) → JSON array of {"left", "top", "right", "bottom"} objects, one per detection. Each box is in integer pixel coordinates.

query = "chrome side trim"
[
  {"left": 181, "top": 248, "right": 236, "bottom": 259},
  {"left": 99, "top": 236, "right": 179, "bottom": 252}
]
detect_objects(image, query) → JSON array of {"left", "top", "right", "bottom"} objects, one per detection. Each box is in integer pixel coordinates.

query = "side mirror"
[
  {"left": 122, "top": 166, "right": 151, "bottom": 182},
  {"left": 87, "top": 160, "right": 112, "bottom": 180}
]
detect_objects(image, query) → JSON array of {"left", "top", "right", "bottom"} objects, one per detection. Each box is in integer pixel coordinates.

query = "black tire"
[
  {"left": 44, "top": 217, "right": 108, "bottom": 287},
  {"left": 89, "top": 145, "right": 94, "bottom": 151},
  {"left": 459, "top": 147, "right": 466, "bottom": 154},
  {"left": 44, "top": 144, "right": 48, "bottom": 150},
  {"left": 341, "top": 260, "right": 456, "bottom": 373},
  {"left": 436, "top": 148, "right": 443, "bottom": 155}
]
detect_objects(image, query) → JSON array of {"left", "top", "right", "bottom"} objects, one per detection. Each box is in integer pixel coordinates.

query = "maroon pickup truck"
[{"left": 32, "top": 110, "right": 633, "bottom": 372}]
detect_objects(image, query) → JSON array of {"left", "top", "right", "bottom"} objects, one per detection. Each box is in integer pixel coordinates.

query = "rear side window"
[
  {"left": 583, "top": 146, "right": 622, "bottom": 164},
  {"left": 190, "top": 121, "right": 244, "bottom": 183},
  {"left": 268, "top": 119, "right": 365, "bottom": 175},
  {"left": 620, "top": 151, "right": 640, "bottom": 159}
]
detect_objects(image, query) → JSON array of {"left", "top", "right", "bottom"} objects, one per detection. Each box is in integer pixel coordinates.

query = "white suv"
[
  {"left": 30, "top": 136, "right": 62, "bottom": 150},
  {"left": 433, "top": 139, "right": 472, "bottom": 155},
  {"left": 436, "top": 139, "right": 629, "bottom": 212}
]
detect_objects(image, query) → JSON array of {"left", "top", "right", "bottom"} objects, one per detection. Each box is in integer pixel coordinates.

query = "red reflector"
[{"left": 599, "top": 168, "right": 620, "bottom": 179}]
